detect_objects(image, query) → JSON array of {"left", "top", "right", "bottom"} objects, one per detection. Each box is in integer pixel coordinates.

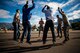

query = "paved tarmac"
[{"left": 0, "top": 30, "right": 80, "bottom": 53}]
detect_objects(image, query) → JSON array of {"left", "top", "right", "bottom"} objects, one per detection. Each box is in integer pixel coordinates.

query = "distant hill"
[
  {"left": 0, "top": 23, "right": 13, "bottom": 30},
  {"left": 0, "top": 18, "right": 80, "bottom": 30},
  {"left": 69, "top": 18, "right": 80, "bottom": 23}
]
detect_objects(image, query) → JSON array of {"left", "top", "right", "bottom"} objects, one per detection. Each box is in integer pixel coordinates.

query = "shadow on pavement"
[
  {"left": 0, "top": 44, "right": 52, "bottom": 53},
  {"left": 0, "top": 43, "right": 63, "bottom": 53}
]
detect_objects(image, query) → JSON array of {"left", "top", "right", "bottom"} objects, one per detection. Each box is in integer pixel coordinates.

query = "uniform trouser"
[
  {"left": 57, "top": 25, "right": 62, "bottom": 36},
  {"left": 21, "top": 21, "right": 31, "bottom": 42},
  {"left": 63, "top": 24, "right": 69, "bottom": 40},
  {"left": 17, "top": 24, "right": 20, "bottom": 39},
  {"left": 43, "top": 20, "right": 55, "bottom": 43},
  {"left": 39, "top": 26, "right": 43, "bottom": 35},
  {"left": 13, "top": 23, "right": 18, "bottom": 40}
]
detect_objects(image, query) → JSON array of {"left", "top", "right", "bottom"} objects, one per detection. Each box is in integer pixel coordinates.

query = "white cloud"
[
  {"left": 67, "top": 10, "right": 80, "bottom": 20},
  {"left": 48, "top": 2, "right": 62, "bottom": 15},
  {"left": 0, "top": 9, "right": 12, "bottom": 18},
  {"left": 18, "top": 0, "right": 26, "bottom": 5},
  {"left": 15, "top": 0, "right": 33, "bottom": 5},
  {"left": 67, "top": 4, "right": 80, "bottom": 12},
  {"left": 61, "top": 0, "right": 74, "bottom": 8}
]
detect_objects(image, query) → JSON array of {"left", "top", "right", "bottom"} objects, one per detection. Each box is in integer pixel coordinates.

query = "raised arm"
[
  {"left": 26, "top": 1, "right": 28, "bottom": 5},
  {"left": 28, "top": 0, "right": 35, "bottom": 11},
  {"left": 58, "top": 7, "right": 62, "bottom": 15},
  {"left": 42, "top": 5, "right": 47, "bottom": 12}
]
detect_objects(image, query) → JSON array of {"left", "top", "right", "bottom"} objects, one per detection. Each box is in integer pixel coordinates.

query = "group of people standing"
[{"left": 12, "top": 0, "right": 70, "bottom": 45}]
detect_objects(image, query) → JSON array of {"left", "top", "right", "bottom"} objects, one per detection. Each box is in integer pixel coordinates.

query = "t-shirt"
[
  {"left": 58, "top": 18, "right": 62, "bottom": 26},
  {"left": 42, "top": 9, "right": 54, "bottom": 21}
]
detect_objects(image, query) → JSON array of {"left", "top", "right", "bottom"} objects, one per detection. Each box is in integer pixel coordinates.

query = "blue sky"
[{"left": 0, "top": 0, "right": 80, "bottom": 26}]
